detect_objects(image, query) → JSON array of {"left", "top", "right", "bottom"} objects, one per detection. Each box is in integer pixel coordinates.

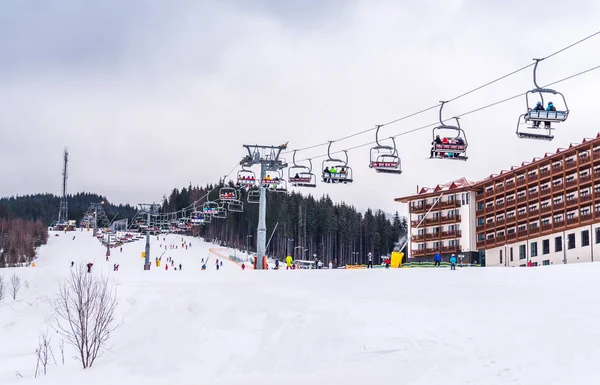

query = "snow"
[{"left": 2, "top": 230, "right": 600, "bottom": 384}]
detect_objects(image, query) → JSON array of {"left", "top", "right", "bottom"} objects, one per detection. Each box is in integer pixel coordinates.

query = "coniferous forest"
[{"left": 163, "top": 183, "right": 408, "bottom": 265}]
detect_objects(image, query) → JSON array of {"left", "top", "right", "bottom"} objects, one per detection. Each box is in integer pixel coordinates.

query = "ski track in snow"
[{"left": 1, "top": 231, "right": 600, "bottom": 384}]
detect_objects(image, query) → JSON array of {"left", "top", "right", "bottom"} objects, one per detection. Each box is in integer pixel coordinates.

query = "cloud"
[{"left": 1, "top": 0, "right": 600, "bottom": 218}]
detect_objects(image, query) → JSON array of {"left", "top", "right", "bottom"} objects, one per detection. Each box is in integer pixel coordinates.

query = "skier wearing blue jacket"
[
  {"left": 434, "top": 253, "right": 441, "bottom": 267},
  {"left": 449, "top": 254, "right": 457, "bottom": 270}
]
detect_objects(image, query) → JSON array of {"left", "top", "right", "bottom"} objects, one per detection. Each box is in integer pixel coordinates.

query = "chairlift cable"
[
  {"left": 284, "top": 29, "right": 600, "bottom": 155},
  {"left": 294, "top": 63, "right": 600, "bottom": 162}
]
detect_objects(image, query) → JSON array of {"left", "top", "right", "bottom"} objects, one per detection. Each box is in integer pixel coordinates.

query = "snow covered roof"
[
  {"left": 395, "top": 177, "right": 479, "bottom": 202},
  {"left": 476, "top": 133, "right": 600, "bottom": 184}
]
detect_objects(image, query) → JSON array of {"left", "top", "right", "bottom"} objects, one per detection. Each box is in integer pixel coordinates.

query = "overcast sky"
[{"left": 1, "top": 0, "right": 600, "bottom": 216}]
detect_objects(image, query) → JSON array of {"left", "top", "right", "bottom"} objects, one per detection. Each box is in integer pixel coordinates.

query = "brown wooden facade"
[{"left": 474, "top": 136, "right": 600, "bottom": 250}]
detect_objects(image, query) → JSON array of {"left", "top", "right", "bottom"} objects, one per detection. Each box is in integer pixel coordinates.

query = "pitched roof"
[{"left": 395, "top": 177, "right": 478, "bottom": 202}]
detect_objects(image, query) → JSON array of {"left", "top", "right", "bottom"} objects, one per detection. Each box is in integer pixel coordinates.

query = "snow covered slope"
[{"left": 2, "top": 230, "right": 600, "bottom": 385}]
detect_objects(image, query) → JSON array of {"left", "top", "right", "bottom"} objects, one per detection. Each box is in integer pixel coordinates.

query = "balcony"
[
  {"left": 506, "top": 182, "right": 516, "bottom": 191},
  {"left": 496, "top": 185, "right": 505, "bottom": 194},
  {"left": 476, "top": 240, "right": 486, "bottom": 249},
  {"left": 528, "top": 192, "right": 539, "bottom": 201},
  {"left": 539, "top": 169, "right": 551, "bottom": 180},
  {"left": 507, "top": 232, "right": 517, "bottom": 241},
  {"left": 565, "top": 178, "right": 578, "bottom": 190},
  {"left": 495, "top": 219, "right": 505, "bottom": 228},
  {"left": 441, "top": 245, "right": 461, "bottom": 253},
  {"left": 516, "top": 211, "right": 528, "bottom": 221},
  {"left": 529, "top": 226, "right": 540, "bottom": 235},
  {"left": 507, "top": 215, "right": 517, "bottom": 224},
  {"left": 484, "top": 189, "right": 494, "bottom": 198},
  {"left": 476, "top": 206, "right": 485, "bottom": 216},
  {"left": 412, "top": 234, "right": 425, "bottom": 242},
  {"left": 410, "top": 204, "right": 430, "bottom": 213},
  {"left": 516, "top": 178, "right": 527, "bottom": 187},
  {"left": 580, "top": 194, "right": 593, "bottom": 204},
  {"left": 440, "top": 215, "right": 461, "bottom": 224},
  {"left": 541, "top": 223, "right": 552, "bottom": 232},
  {"left": 517, "top": 229, "right": 528, "bottom": 238},
  {"left": 567, "top": 216, "right": 579, "bottom": 226},
  {"left": 476, "top": 223, "right": 485, "bottom": 231},
  {"left": 496, "top": 202, "right": 505, "bottom": 211},
  {"left": 439, "top": 200, "right": 461, "bottom": 209},
  {"left": 529, "top": 208, "right": 540, "bottom": 218},
  {"left": 566, "top": 197, "right": 578, "bottom": 208},
  {"left": 551, "top": 164, "right": 563, "bottom": 174},
  {"left": 540, "top": 187, "right": 551, "bottom": 197},
  {"left": 425, "top": 233, "right": 439, "bottom": 240},
  {"left": 496, "top": 235, "right": 506, "bottom": 243},
  {"left": 441, "top": 230, "right": 462, "bottom": 239},
  {"left": 579, "top": 155, "right": 591, "bottom": 166},
  {"left": 541, "top": 205, "right": 552, "bottom": 214},
  {"left": 411, "top": 249, "right": 426, "bottom": 256},
  {"left": 565, "top": 160, "right": 577, "bottom": 171},
  {"left": 424, "top": 217, "right": 441, "bottom": 225},
  {"left": 554, "top": 202, "right": 565, "bottom": 211},
  {"left": 528, "top": 173, "right": 539, "bottom": 183},
  {"left": 580, "top": 174, "right": 593, "bottom": 186},
  {"left": 517, "top": 196, "right": 528, "bottom": 205},
  {"left": 580, "top": 213, "right": 593, "bottom": 223}
]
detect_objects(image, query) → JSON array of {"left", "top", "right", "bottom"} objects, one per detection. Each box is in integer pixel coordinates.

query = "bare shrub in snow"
[
  {"left": 52, "top": 264, "right": 118, "bottom": 369},
  {"left": 10, "top": 273, "right": 21, "bottom": 300},
  {"left": 34, "top": 330, "right": 56, "bottom": 378},
  {"left": 0, "top": 275, "right": 5, "bottom": 300}
]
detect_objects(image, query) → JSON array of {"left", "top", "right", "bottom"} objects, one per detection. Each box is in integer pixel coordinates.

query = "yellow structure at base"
[
  {"left": 142, "top": 252, "right": 146, "bottom": 259},
  {"left": 391, "top": 251, "right": 403, "bottom": 268}
]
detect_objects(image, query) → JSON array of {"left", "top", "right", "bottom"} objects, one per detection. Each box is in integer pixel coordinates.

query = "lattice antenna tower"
[{"left": 57, "top": 148, "right": 69, "bottom": 224}]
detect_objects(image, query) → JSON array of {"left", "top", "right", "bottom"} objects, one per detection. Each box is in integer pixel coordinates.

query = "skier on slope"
[
  {"left": 367, "top": 252, "right": 373, "bottom": 268},
  {"left": 449, "top": 254, "right": 457, "bottom": 271},
  {"left": 285, "top": 255, "right": 293, "bottom": 270}
]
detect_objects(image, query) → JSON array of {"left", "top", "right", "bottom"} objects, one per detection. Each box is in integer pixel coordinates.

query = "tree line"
[
  {"left": 163, "top": 182, "right": 408, "bottom": 265},
  {"left": 0, "top": 193, "right": 137, "bottom": 226},
  {"left": 0, "top": 218, "right": 48, "bottom": 267}
]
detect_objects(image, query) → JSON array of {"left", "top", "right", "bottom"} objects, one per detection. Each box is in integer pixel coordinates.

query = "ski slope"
[{"left": 2, "top": 230, "right": 600, "bottom": 384}]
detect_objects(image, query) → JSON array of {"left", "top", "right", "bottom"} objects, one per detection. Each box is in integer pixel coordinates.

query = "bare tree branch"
[
  {"left": 10, "top": 273, "right": 21, "bottom": 300},
  {"left": 0, "top": 275, "right": 5, "bottom": 301},
  {"left": 51, "top": 264, "right": 119, "bottom": 369}
]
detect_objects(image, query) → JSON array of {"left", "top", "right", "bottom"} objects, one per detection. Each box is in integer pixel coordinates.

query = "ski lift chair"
[
  {"left": 430, "top": 102, "right": 468, "bottom": 161},
  {"left": 516, "top": 59, "right": 569, "bottom": 141},
  {"left": 219, "top": 186, "right": 238, "bottom": 201},
  {"left": 237, "top": 168, "right": 257, "bottom": 189},
  {"left": 228, "top": 200, "right": 244, "bottom": 213},
  {"left": 203, "top": 201, "right": 219, "bottom": 216},
  {"left": 288, "top": 151, "right": 318, "bottom": 187},
  {"left": 247, "top": 188, "right": 261, "bottom": 204},
  {"left": 369, "top": 125, "right": 402, "bottom": 174},
  {"left": 321, "top": 143, "right": 354, "bottom": 184}
]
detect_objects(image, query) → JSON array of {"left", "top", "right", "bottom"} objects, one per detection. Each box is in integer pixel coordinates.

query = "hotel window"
[
  {"left": 541, "top": 218, "right": 550, "bottom": 225},
  {"left": 567, "top": 212, "right": 576, "bottom": 219},
  {"left": 499, "top": 250, "right": 503, "bottom": 264},
  {"left": 477, "top": 202, "right": 484, "bottom": 210},
  {"left": 531, "top": 242, "right": 538, "bottom": 257},
  {"left": 418, "top": 244, "right": 425, "bottom": 250},
  {"left": 466, "top": 193, "right": 470, "bottom": 205},
  {"left": 568, "top": 233, "right": 575, "bottom": 249},
  {"left": 477, "top": 234, "right": 485, "bottom": 241},
  {"left": 542, "top": 239, "right": 550, "bottom": 255},
  {"left": 510, "top": 247, "right": 514, "bottom": 261},
  {"left": 596, "top": 227, "right": 600, "bottom": 244},
  {"left": 449, "top": 195, "right": 455, "bottom": 202},
  {"left": 433, "top": 241, "right": 440, "bottom": 248},
  {"left": 543, "top": 260, "right": 550, "bottom": 266},
  {"left": 433, "top": 212, "right": 439, "bottom": 218},
  {"left": 541, "top": 201, "right": 550, "bottom": 208},
  {"left": 519, "top": 245, "right": 526, "bottom": 259},
  {"left": 449, "top": 240, "right": 456, "bottom": 246},
  {"left": 518, "top": 209, "right": 526, "bottom": 215},
  {"left": 418, "top": 229, "right": 424, "bottom": 235},
  {"left": 582, "top": 230, "right": 590, "bottom": 247},
  {"left": 582, "top": 208, "right": 590, "bottom": 215},
  {"left": 555, "top": 236, "right": 563, "bottom": 252},
  {"left": 477, "top": 218, "right": 484, "bottom": 226},
  {"left": 530, "top": 222, "right": 538, "bottom": 229},
  {"left": 567, "top": 193, "right": 575, "bottom": 201},
  {"left": 595, "top": 185, "right": 600, "bottom": 193},
  {"left": 418, "top": 214, "right": 424, "bottom": 221},
  {"left": 518, "top": 225, "right": 526, "bottom": 231},
  {"left": 433, "top": 227, "right": 440, "bottom": 234},
  {"left": 508, "top": 228, "right": 515, "bottom": 234}
]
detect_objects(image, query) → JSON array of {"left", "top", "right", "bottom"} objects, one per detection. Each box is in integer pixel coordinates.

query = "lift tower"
[
  {"left": 57, "top": 148, "right": 69, "bottom": 226},
  {"left": 240, "top": 144, "right": 287, "bottom": 269}
]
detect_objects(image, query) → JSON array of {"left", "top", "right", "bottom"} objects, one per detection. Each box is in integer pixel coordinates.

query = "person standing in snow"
[
  {"left": 275, "top": 259, "right": 279, "bottom": 270},
  {"left": 220, "top": 261, "right": 223, "bottom": 267},
  {"left": 285, "top": 255, "right": 293, "bottom": 270},
  {"left": 367, "top": 252, "right": 373, "bottom": 268},
  {"left": 434, "top": 252, "right": 441, "bottom": 267},
  {"left": 179, "top": 263, "right": 182, "bottom": 270},
  {"left": 449, "top": 254, "right": 457, "bottom": 270},
  {"left": 241, "top": 263, "right": 246, "bottom": 270},
  {"left": 71, "top": 261, "right": 74, "bottom": 268},
  {"left": 86, "top": 262, "right": 93, "bottom": 273},
  {"left": 328, "top": 261, "right": 332, "bottom": 269}
]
